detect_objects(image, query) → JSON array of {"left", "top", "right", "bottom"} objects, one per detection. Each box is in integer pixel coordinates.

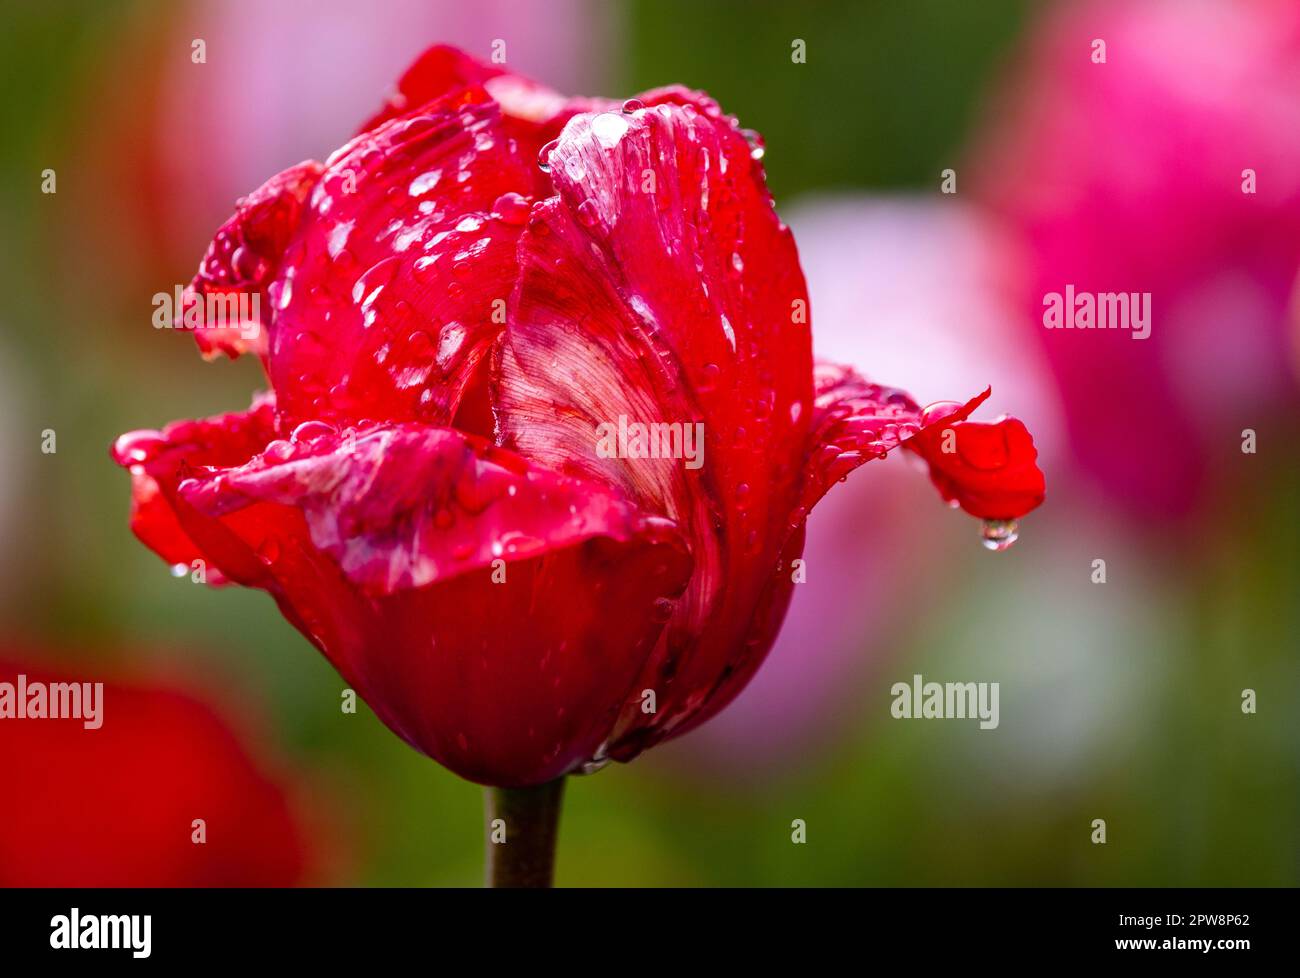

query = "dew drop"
[
  {"left": 407, "top": 329, "right": 434, "bottom": 357},
  {"left": 492, "top": 191, "right": 531, "bottom": 225},
  {"left": 720, "top": 314, "right": 736, "bottom": 352},
  {"left": 408, "top": 169, "right": 442, "bottom": 196},
  {"left": 262, "top": 439, "right": 295, "bottom": 463},
  {"left": 980, "top": 519, "right": 1019, "bottom": 552},
  {"left": 698, "top": 362, "right": 720, "bottom": 392},
  {"left": 740, "top": 128, "right": 765, "bottom": 160},
  {"left": 112, "top": 430, "right": 164, "bottom": 465},
  {"left": 621, "top": 98, "right": 645, "bottom": 114},
  {"left": 436, "top": 322, "right": 467, "bottom": 370},
  {"left": 231, "top": 245, "right": 268, "bottom": 282},
  {"left": 591, "top": 111, "right": 631, "bottom": 148},
  {"left": 921, "top": 401, "right": 962, "bottom": 425},
  {"left": 537, "top": 139, "right": 559, "bottom": 172},
  {"left": 576, "top": 198, "right": 599, "bottom": 227},
  {"left": 291, "top": 420, "right": 335, "bottom": 444}
]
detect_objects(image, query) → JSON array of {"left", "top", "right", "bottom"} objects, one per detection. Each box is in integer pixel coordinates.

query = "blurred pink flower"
[
  {"left": 162, "top": 0, "right": 616, "bottom": 247},
  {"left": 663, "top": 197, "right": 1060, "bottom": 775},
  {"left": 67, "top": 0, "right": 618, "bottom": 348},
  {"left": 971, "top": 0, "right": 1300, "bottom": 521}
]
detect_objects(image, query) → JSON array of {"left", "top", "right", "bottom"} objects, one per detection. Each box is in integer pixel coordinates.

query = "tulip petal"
[
  {"left": 111, "top": 398, "right": 694, "bottom": 786},
  {"left": 263, "top": 85, "right": 537, "bottom": 429},
  {"left": 178, "top": 421, "right": 685, "bottom": 595},
  {"left": 111, "top": 393, "right": 280, "bottom": 586},
  {"left": 801, "top": 361, "right": 1045, "bottom": 520},
  {"left": 906, "top": 413, "right": 1047, "bottom": 521},
  {"left": 496, "top": 101, "right": 813, "bottom": 752},
  {"left": 358, "top": 44, "right": 610, "bottom": 185},
  {"left": 183, "top": 160, "right": 324, "bottom": 360}
]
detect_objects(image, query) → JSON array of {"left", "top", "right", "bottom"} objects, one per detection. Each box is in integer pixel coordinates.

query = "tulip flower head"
[{"left": 112, "top": 46, "right": 1044, "bottom": 791}]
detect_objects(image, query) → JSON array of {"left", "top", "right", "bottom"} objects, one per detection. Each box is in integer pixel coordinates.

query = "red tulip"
[
  {"left": 112, "top": 46, "right": 1044, "bottom": 789},
  {"left": 0, "top": 655, "right": 317, "bottom": 886}
]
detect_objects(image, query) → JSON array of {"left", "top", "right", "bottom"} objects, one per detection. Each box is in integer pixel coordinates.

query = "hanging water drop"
[{"left": 980, "top": 519, "right": 1019, "bottom": 552}]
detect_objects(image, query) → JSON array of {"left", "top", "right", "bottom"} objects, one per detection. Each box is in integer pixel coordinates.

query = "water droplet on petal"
[
  {"left": 407, "top": 329, "right": 434, "bottom": 358},
  {"left": 698, "top": 362, "right": 720, "bottom": 392},
  {"left": 492, "top": 191, "right": 531, "bottom": 225},
  {"left": 112, "top": 430, "right": 165, "bottom": 466},
  {"left": 291, "top": 420, "right": 335, "bottom": 444},
  {"left": 274, "top": 275, "right": 294, "bottom": 310},
  {"left": 921, "top": 400, "right": 962, "bottom": 425},
  {"left": 621, "top": 98, "right": 645, "bottom": 114},
  {"left": 262, "top": 439, "right": 295, "bottom": 464},
  {"left": 980, "top": 519, "right": 1019, "bottom": 552},
  {"left": 576, "top": 198, "right": 599, "bottom": 227},
  {"left": 740, "top": 128, "right": 765, "bottom": 160},
  {"left": 591, "top": 111, "right": 631, "bottom": 148},
  {"left": 231, "top": 246, "right": 268, "bottom": 282},
  {"left": 537, "top": 139, "right": 559, "bottom": 173},
  {"left": 408, "top": 169, "right": 442, "bottom": 196},
  {"left": 651, "top": 597, "right": 675, "bottom": 623},
  {"left": 720, "top": 314, "right": 736, "bottom": 352},
  {"left": 436, "top": 322, "right": 467, "bottom": 370},
  {"left": 579, "top": 741, "right": 611, "bottom": 775}
]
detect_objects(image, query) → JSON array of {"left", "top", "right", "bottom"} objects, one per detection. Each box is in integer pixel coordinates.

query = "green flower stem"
[{"left": 484, "top": 778, "right": 566, "bottom": 887}]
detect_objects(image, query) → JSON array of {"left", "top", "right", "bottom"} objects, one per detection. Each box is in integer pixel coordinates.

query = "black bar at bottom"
[{"left": 0, "top": 886, "right": 1284, "bottom": 964}]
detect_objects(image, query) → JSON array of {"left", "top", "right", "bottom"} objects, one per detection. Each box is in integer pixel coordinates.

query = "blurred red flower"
[
  {"left": 112, "top": 47, "right": 1043, "bottom": 787},
  {"left": 0, "top": 655, "right": 318, "bottom": 887}
]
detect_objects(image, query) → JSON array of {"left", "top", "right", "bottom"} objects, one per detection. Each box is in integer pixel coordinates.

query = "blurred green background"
[{"left": 0, "top": 0, "right": 1296, "bottom": 886}]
